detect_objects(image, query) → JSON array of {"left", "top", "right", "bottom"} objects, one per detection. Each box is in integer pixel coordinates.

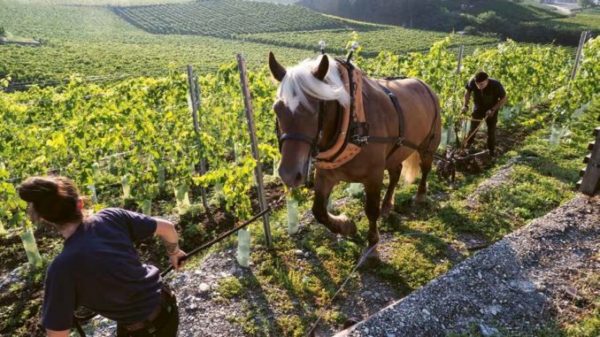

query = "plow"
[{"left": 435, "top": 116, "right": 494, "bottom": 183}]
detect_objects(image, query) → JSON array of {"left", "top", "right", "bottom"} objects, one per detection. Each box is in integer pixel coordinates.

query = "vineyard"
[
  {"left": 1, "top": 33, "right": 599, "bottom": 335},
  {"left": 0, "top": 0, "right": 501, "bottom": 85},
  {"left": 113, "top": 0, "right": 348, "bottom": 37},
  {"left": 240, "top": 27, "right": 497, "bottom": 57},
  {"left": 0, "top": 1, "right": 315, "bottom": 84}
]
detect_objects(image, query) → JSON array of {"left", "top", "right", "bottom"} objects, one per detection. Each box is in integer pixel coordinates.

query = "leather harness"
[{"left": 276, "top": 59, "right": 439, "bottom": 170}]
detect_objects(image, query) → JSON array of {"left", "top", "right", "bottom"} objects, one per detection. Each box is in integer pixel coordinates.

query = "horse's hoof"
[
  {"left": 343, "top": 318, "right": 360, "bottom": 329},
  {"left": 340, "top": 222, "right": 358, "bottom": 236},
  {"left": 363, "top": 249, "right": 381, "bottom": 267},
  {"left": 381, "top": 202, "right": 393, "bottom": 218},
  {"left": 333, "top": 214, "right": 357, "bottom": 236}
]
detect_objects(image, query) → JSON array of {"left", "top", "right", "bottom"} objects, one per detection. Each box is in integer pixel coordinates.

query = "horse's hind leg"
[
  {"left": 312, "top": 171, "right": 357, "bottom": 236},
  {"left": 415, "top": 152, "right": 433, "bottom": 204},
  {"left": 364, "top": 175, "right": 384, "bottom": 252},
  {"left": 381, "top": 166, "right": 401, "bottom": 218}
]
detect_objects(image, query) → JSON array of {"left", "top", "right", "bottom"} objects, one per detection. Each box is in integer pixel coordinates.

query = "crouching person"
[{"left": 18, "top": 176, "right": 186, "bottom": 337}]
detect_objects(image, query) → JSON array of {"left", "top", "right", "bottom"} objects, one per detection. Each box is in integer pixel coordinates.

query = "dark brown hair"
[
  {"left": 475, "top": 71, "right": 489, "bottom": 83},
  {"left": 18, "top": 176, "right": 83, "bottom": 227}
]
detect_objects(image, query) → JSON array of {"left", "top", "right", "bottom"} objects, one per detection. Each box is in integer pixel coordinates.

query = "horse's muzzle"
[
  {"left": 278, "top": 155, "right": 311, "bottom": 188},
  {"left": 279, "top": 167, "right": 305, "bottom": 188}
]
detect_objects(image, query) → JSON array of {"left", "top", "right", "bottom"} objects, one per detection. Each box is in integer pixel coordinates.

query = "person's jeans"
[
  {"left": 466, "top": 110, "right": 498, "bottom": 155},
  {"left": 116, "top": 286, "right": 179, "bottom": 337}
]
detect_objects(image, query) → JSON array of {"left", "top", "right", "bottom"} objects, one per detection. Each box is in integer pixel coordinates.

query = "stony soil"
[{"left": 334, "top": 195, "right": 599, "bottom": 337}]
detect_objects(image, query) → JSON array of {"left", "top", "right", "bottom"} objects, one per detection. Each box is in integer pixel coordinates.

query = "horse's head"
[{"left": 269, "top": 52, "right": 349, "bottom": 188}]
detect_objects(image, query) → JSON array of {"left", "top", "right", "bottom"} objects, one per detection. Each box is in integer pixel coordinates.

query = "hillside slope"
[{"left": 300, "top": 0, "right": 600, "bottom": 45}]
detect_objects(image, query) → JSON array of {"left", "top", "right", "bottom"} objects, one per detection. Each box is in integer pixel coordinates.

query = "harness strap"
[
  {"left": 279, "top": 133, "right": 316, "bottom": 148},
  {"left": 377, "top": 84, "right": 408, "bottom": 158},
  {"left": 372, "top": 81, "right": 438, "bottom": 158},
  {"left": 414, "top": 79, "right": 440, "bottom": 156}
]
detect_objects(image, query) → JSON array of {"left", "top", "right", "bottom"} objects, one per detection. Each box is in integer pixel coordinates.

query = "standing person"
[
  {"left": 461, "top": 71, "right": 508, "bottom": 156},
  {"left": 17, "top": 176, "right": 186, "bottom": 337}
]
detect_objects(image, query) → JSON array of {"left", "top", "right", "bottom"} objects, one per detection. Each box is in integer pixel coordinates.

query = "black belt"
[{"left": 120, "top": 285, "right": 177, "bottom": 336}]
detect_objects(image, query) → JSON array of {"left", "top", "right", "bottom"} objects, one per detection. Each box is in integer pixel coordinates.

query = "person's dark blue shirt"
[
  {"left": 465, "top": 78, "right": 506, "bottom": 113},
  {"left": 42, "top": 208, "right": 160, "bottom": 331}
]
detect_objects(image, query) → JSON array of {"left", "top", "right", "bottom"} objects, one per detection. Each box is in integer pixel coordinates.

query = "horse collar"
[
  {"left": 313, "top": 61, "right": 367, "bottom": 169},
  {"left": 275, "top": 60, "right": 368, "bottom": 170}
]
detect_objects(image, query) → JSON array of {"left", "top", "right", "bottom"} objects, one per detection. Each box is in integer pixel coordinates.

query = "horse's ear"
[
  {"left": 269, "top": 52, "right": 286, "bottom": 82},
  {"left": 312, "top": 55, "right": 329, "bottom": 81}
]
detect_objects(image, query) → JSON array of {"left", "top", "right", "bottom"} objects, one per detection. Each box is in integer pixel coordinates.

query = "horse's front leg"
[{"left": 312, "top": 171, "right": 357, "bottom": 236}]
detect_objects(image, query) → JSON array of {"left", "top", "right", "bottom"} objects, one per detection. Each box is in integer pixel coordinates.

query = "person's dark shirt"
[
  {"left": 42, "top": 208, "right": 160, "bottom": 331},
  {"left": 465, "top": 78, "right": 506, "bottom": 113}
]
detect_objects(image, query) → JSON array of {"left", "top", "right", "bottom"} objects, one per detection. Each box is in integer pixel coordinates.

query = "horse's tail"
[{"left": 401, "top": 151, "right": 421, "bottom": 184}]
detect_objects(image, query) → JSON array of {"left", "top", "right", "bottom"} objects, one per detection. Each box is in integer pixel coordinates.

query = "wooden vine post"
[
  {"left": 186, "top": 65, "right": 212, "bottom": 218},
  {"left": 236, "top": 54, "right": 273, "bottom": 248},
  {"left": 570, "top": 31, "right": 590, "bottom": 82},
  {"left": 450, "top": 44, "right": 465, "bottom": 148}
]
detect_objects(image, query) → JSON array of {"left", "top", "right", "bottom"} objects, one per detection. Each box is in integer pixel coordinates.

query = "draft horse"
[{"left": 269, "top": 52, "right": 441, "bottom": 254}]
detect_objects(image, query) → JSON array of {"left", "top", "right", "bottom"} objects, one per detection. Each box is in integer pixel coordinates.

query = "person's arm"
[
  {"left": 487, "top": 83, "right": 508, "bottom": 117},
  {"left": 154, "top": 218, "right": 186, "bottom": 271},
  {"left": 491, "top": 94, "right": 508, "bottom": 113},
  {"left": 462, "top": 80, "right": 472, "bottom": 113},
  {"left": 463, "top": 90, "right": 471, "bottom": 110},
  {"left": 46, "top": 329, "right": 69, "bottom": 337}
]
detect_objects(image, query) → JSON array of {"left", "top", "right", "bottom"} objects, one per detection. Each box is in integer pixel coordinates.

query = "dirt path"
[{"left": 334, "top": 195, "right": 599, "bottom": 337}]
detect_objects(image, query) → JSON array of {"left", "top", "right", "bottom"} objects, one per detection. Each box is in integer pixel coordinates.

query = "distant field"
[
  {"left": 555, "top": 9, "right": 600, "bottom": 31},
  {"left": 462, "top": 0, "right": 564, "bottom": 22},
  {"left": 113, "top": 0, "right": 348, "bottom": 37},
  {"left": 0, "top": 1, "right": 315, "bottom": 84},
  {"left": 111, "top": 0, "right": 498, "bottom": 55},
  {"left": 241, "top": 27, "right": 497, "bottom": 56}
]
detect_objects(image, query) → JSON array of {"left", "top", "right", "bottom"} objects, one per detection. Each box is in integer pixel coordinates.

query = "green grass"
[{"left": 217, "top": 276, "right": 246, "bottom": 299}]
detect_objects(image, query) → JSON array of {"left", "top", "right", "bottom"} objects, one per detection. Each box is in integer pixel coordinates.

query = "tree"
[{"left": 578, "top": 0, "right": 593, "bottom": 8}]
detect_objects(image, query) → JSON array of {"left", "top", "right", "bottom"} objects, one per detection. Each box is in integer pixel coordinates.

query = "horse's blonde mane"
[{"left": 277, "top": 55, "right": 350, "bottom": 113}]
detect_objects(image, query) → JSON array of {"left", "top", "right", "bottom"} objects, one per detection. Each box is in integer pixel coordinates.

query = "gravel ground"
[
  {"left": 85, "top": 249, "right": 249, "bottom": 337},
  {"left": 334, "top": 195, "right": 599, "bottom": 337}
]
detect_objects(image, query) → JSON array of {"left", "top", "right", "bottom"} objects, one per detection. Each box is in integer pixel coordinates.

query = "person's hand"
[
  {"left": 461, "top": 105, "right": 469, "bottom": 114},
  {"left": 169, "top": 249, "right": 187, "bottom": 271}
]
